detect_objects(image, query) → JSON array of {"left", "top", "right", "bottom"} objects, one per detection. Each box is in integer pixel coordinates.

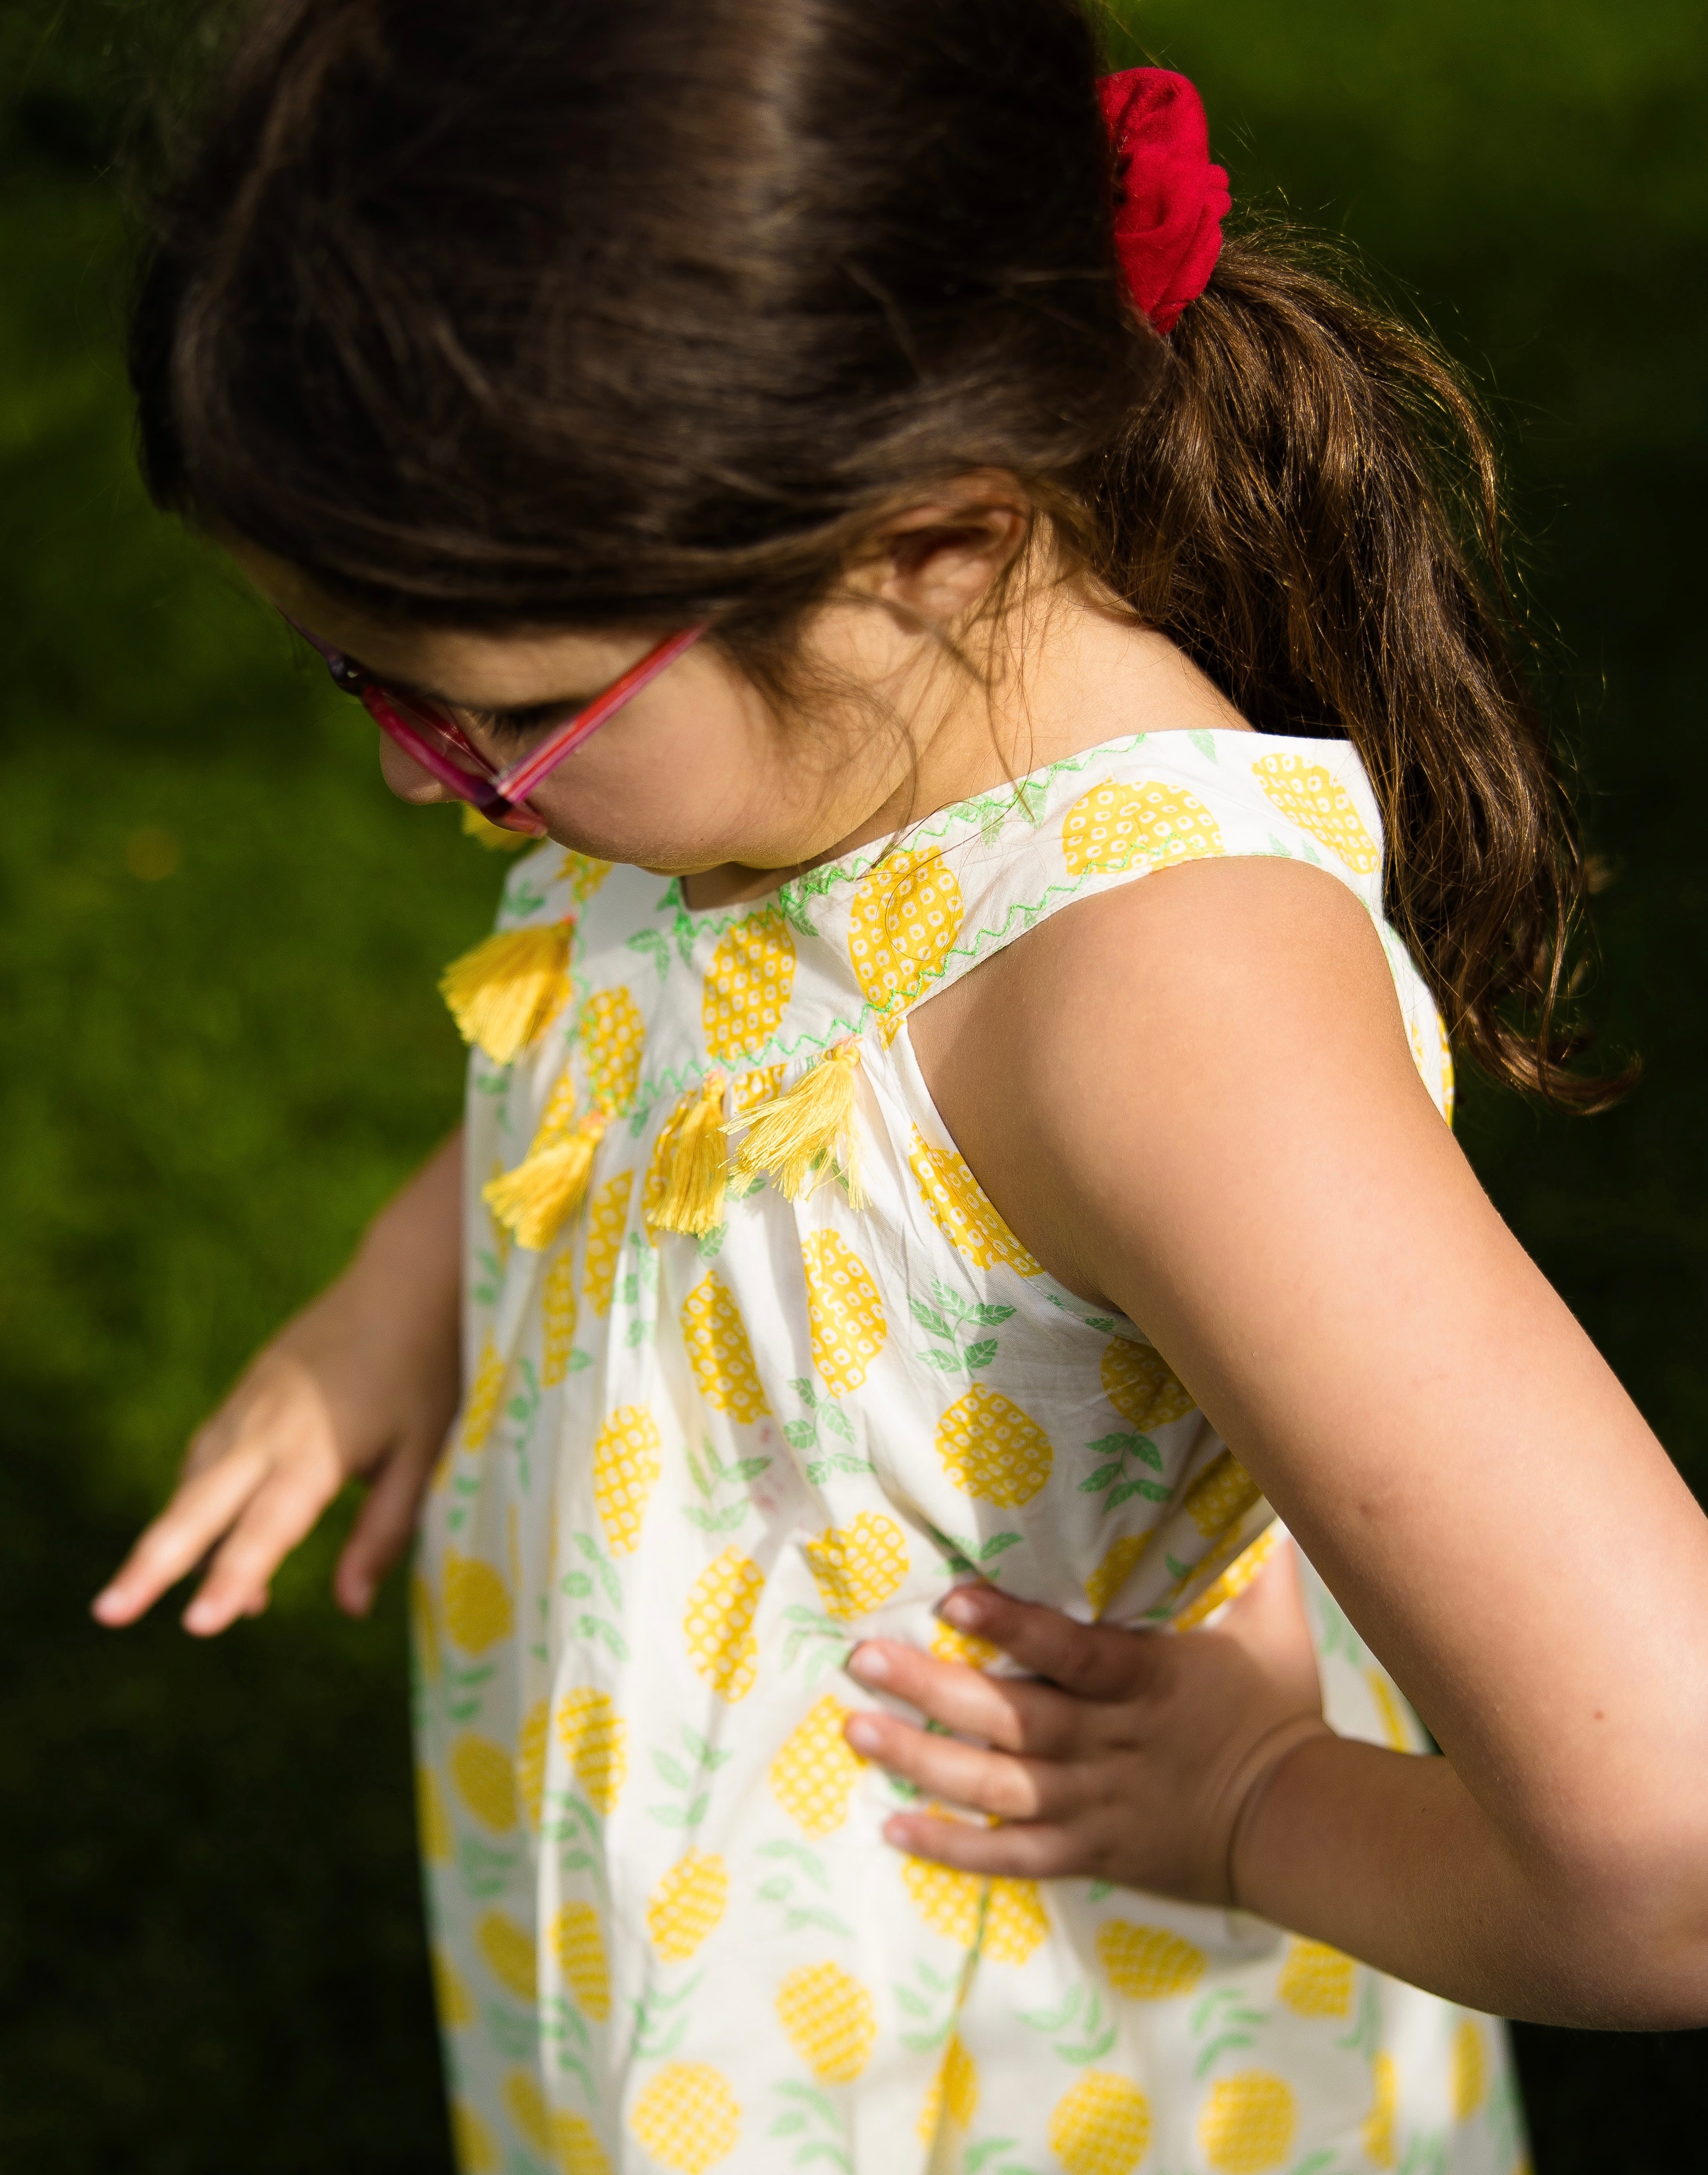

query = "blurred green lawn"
[{"left": 2, "top": 3, "right": 1704, "bottom": 2168}]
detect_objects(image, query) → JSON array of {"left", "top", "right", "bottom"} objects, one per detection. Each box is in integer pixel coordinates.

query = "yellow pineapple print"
[
  {"left": 1276, "top": 1938, "right": 1355, "bottom": 2018},
  {"left": 476, "top": 1909, "right": 537, "bottom": 2003},
  {"left": 803, "top": 1511, "right": 909, "bottom": 1619},
  {"left": 1085, "top": 1531, "right": 1151, "bottom": 1619},
  {"left": 629, "top": 2062, "right": 741, "bottom": 2174},
  {"left": 552, "top": 1901, "right": 611, "bottom": 2019},
  {"left": 442, "top": 1549, "right": 514, "bottom": 1652},
  {"left": 917, "top": 2034, "right": 979, "bottom": 2143},
  {"left": 1451, "top": 2018, "right": 1488, "bottom": 2120},
  {"left": 1061, "top": 778, "right": 1224, "bottom": 877},
  {"left": 592, "top": 1403, "right": 663, "bottom": 1556},
  {"left": 931, "top": 1615, "right": 1002, "bottom": 1670},
  {"left": 431, "top": 1943, "right": 474, "bottom": 2029},
  {"left": 451, "top": 1733, "right": 519, "bottom": 1831},
  {"left": 1362, "top": 2050, "right": 1398, "bottom": 2168},
  {"left": 457, "top": 1335, "right": 508, "bottom": 1452},
  {"left": 901, "top": 1855, "right": 1049, "bottom": 1963},
  {"left": 578, "top": 985, "right": 646, "bottom": 1114},
  {"left": 1251, "top": 750, "right": 1379, "bottom": 873},
  {"left": 1047, "top": 2072, "right": 1152, "bottom": 2175},
  {"left": 555, "top": 1687, "right": 628, "bottom": 1812},
  {"left": 1197, "top": 2072, "right": 1296, "bottom": 2173},
  {"left": 451, "top": 2099, "right": 500, "bottom": 2173},
  {"left": 503, "top": 2070, "right": 553, "bottom": 2158},
  {"left": 908, "top": 1128, "right": 1040, "bottom": 1274},
  {"left": 847, "top": 844, "right": 964, "bottom": 1027},
  {"left": 769, "top": 1693, "right": 866, "bottom": 1836},
  {"left": 1171, "top": 1526, "right": 1282, "bottom": 1633},
  {"left": 703, "top": 904, "right": 797, "bottom": 1058},
  {"left": 683, "top": 1548, "right": 765, "bottom": 1700},
  {"left": 646, "top": 1848, "right": 729, "bottom": 1963},
  {"left": 934, "top": 1382, "right": 1054, "bottom": 1507},
  {"left": 583, "top": 1170, "right": 633, "bottom": 1313},
  {"left": 559, "top": 849, "right": 613, "bottom": 900},
  {"left": 416, "top": 1764, "right": 454, "bottom": 1864},
  {"left": 515, "top": 1699, "right": 548, "bottom": 1828},
  {"left": 554, "top": 2110, "right": 614, "bottom": 2175},
  {"left": 1101, "top": 1339, "right": 1194, "bottom": 1431},
  {"left": 1183, "top": 1452, "right": 1263, "bottom": 1539},
  {"left": 681, "top": 1276, "right": 770, "bottom": 1421},
  {"left": 541, "top": 1250, "right": 578, "bottom": 1385},
  {"left": 1097, "top": 1920, "right": 1207, "bottom": 2000},
  {"left": 731, "top": 1059, "right": 788, "bottom": 1116},
  {"left": 1367, "top": 1667, "right": 1415, "bottom": 1751},
  {"left": 775, "top": 1961, "right": 878, "bottom": 2084},
  {"left": 801, "top": 1231, "right": 887, "bottom": 1395}
]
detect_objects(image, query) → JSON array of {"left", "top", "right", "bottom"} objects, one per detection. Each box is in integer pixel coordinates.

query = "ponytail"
[{"left": 1095, "top": 227, "right": 1624, "bottom": 1106}]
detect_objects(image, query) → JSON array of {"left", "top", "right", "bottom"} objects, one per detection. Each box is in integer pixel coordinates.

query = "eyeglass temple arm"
[{"left": 493, "top": 625, "right": 707, "bottom": 801}]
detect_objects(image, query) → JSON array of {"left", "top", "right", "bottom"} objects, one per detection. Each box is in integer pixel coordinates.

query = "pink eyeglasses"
[{"left": 290, "top": 618, "right": 707, "bottom": 835}]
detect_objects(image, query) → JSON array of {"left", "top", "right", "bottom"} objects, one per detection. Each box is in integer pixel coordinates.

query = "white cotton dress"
[{"left": 412, "top": 727, "right": 1528, "bottom": 2175}]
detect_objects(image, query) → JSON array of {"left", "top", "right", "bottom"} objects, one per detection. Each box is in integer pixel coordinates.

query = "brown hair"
[{"left": 130, "top": 0, "right": 1619, "bottom": 1103}]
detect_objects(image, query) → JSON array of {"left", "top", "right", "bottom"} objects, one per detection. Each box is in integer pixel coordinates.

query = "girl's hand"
[
  {"left": 844, "top": 1543, "right": 1326, "bottom": 1907},
  {"left": 92, "top": 1133, "right": 464, "bottom": 1636}
]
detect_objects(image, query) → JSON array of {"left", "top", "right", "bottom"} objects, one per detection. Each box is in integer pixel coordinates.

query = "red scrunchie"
[{"left": 1097, "top": 67, "right": 1231, "bottom": 335}]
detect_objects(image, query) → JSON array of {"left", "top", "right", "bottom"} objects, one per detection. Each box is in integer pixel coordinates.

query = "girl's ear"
[{"left": 855, "top": 475, "right": 1034, "bottom": 630}]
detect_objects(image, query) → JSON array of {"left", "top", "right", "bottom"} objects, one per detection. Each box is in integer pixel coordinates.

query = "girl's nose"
[{"left": 377, "top": 732, "right": 459, "bottom": 806}]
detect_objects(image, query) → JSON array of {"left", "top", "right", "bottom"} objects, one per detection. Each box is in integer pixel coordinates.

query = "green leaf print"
[
  {"left": 627, "top": 927, "right": 672, "bottom": 980},
  {"left": 756, "top": 1843, "right": 853, "bottom": 1936},
  {"left": 572, "top": 1530, "right": 622, "bottom": 1610},
  {"left": 471, "top": 1245, "right": 504, "bottom": 1307},
  {"left": 1335, "top": 1978, "right": 1381, "bottom": 2059},
  {"left": 893, "top": 1957, "right": 963, "bottom": 2055},
  {"left": 683, "top": 1438, "right": 774, "bottom": 1532},
  {"left": 1017, "top": 1983, "right": 1117, "bottom": 2064},
  {"left": 928, "top": 1526, "right": 1024, "bottom": 1580},
  {"left": 646, "top": 1725, "right": 732, "bottom": 1831},
  {"left": 456, "top": 1835, "right": 520, "bottom": 1900},
  {"left": 913, "top": 1279, "right": 1010, "bottom": 1378},
  {"left": 1188, "top": 729, "right": 1219, "bottom": 762},
  {"left": 780, "top": 1605, "right": 855, "bottom": 1685},
  {"left": 696, "top": 1222, "right": 728, "bottom": 1263},
  {"left": 1077, "top": 1430, "right": 1171, "bottom": 1517},
  {"left": 769, "top": 2081, "right": 853, "bottom": 2172},
  {"left": 629, "top": 1975, "right": 700, "bottom": 2060},
  {"left": 542, "top": 1995, "right": 595, "bottom": 2099},
  {"left": 787, "top": 1383, "right": 872, "bottom": 1480},
  {"left": 484, "top": 2002, "right": 540, "bottom": 2062},
  {"left": 964, "top": 2141, "right": 1042, "bottom": 2175},
  {"left": 1189, "top": 1986, "right": 1269, "bottom": 2079}
]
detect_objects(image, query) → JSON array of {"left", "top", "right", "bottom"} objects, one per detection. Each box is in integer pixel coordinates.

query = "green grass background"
[{"left": 1, "top": 2, "right": 1703, "bottom": 2166}]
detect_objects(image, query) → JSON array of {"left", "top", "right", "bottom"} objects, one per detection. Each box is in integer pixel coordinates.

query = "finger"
[
  {"left": 182, "top": 1460, "right": 339, "bottom": 1635},
  {"left": 846, "top": 1639, "right": 1082, "bottom": 1760},
  {"left": 333, "top": 1435, "right": 435, "bottom": 1618},
  {"left": 939, "top": 1583, "right": 1158, "bottom": 1701},
  {"left": 91, "top": 1443, "right": 274, "bottom": 1626},
  {"left": 843, "top": 1707, "right": 1067, "bottom": 1823},
  {"left": 879, "top": 1806, "right": 1094, "bottom": 1882}
]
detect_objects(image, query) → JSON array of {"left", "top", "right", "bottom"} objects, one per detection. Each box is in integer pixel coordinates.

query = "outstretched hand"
[
  {"left": 91, "top": 1134, "right": 463, "bottom": 1637},
  {"left": 844, "top": 1542, "right": 1327, "bottom": 1910}
]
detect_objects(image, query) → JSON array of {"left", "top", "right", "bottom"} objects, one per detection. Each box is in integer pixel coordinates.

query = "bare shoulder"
[{"left": 908, "top": 855, "right": 1448, "bottom": 1302}]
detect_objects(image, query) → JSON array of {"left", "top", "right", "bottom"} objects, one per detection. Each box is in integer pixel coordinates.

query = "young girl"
[{"left": 97, "top": 2, "right": 1708, "bottom": 2170}]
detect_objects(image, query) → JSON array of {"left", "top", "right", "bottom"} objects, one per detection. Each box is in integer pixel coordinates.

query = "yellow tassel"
[
  {"left": 440, "top": 921, "right": 572, "bottom": 1063},
  {"left": 484, "top": 1109, "right": 608, "bottom": 1250},
  {"left": 645, "top": 1074, "right": 731, "bottom": 1237},
  {"left": 460, "top": 804, "right": 537, "bottom": 852},
  {"left": 730, "top": 1040, "right": 867, "bottom": 1207}
]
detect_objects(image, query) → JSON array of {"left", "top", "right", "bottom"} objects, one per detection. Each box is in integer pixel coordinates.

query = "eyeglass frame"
[{"left": 286, "top": 616, "right": 708, "bottom": 835}]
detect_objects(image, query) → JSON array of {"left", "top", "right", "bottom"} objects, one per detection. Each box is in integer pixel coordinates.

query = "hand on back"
[{"left": 846, "top": 1544, "right": 1325, "bottom": 1904}]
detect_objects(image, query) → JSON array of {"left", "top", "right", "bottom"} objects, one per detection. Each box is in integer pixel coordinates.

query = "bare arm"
[
  {"left": 95, "top": 1128, "right": 464, "bottom": 1633},
  {"left": 900, "top": 856, "right": 1708, "bottom": 2027}
]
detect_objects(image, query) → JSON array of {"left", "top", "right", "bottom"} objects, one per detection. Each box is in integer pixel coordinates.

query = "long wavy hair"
[{"left": 129, "top": 0, "right": 1622, "bottom": 1103}]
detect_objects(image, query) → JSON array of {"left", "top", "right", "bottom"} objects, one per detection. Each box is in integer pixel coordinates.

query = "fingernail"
[
  {"left": 881, "top": 1815, "right": 914, "bottom": 1850},
  {"left": 90, "top": 1588, "right": 122, "bottom": 1624},
  {"left": 182, "top": 1599, "right": 219, "bottom": 1635},
  {"left": 845, "top": 1716, "right": 883, "bottom": 1755},
  {"left": 847, "top": 1643, "right": 889, "bottom": 1685},
  {"left": 940, "top": 1587, "right": 987, "bottom": 1629}
]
